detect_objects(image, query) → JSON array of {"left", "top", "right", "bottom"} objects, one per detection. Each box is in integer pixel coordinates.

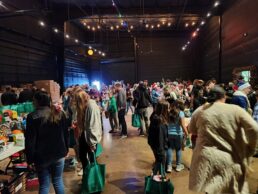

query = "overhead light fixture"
[
  {"left": 88, "top": 49, "right": 94, "bottom": 56},
  {"left": 39, "top": 21, "right": 45, "bottom": 27},
  {"left": 94, "top": 49, "right": 97, "bottom": 52},
  {"left": 53, "top": 28, "right": 58, "bottom": 33},
  {"left": 97, "top": 25, "right": 101, "bottom": 29},
  {"left": 102, "top": 53, "right": 106, "bottom": 57},
  {"left": 162, "top": 21, "right": 166, "bottom": 25},
  {"left": 145, "top": 24, "right": 149, "bottom": 28},
  {"left": 128, "top": 29, "right": 131, "bottom": 33},
  {"left": 201, "top": 21, "right": 205, "bottom": 26},
  {"left": 157, "top": 24, "right": 160, "bottom": 28},
  {"left": 182, "top": 46, "right": 186, "bottom": 51},
  {"left": 98, "top": 51, "right": 102, "bottom": 55},
  {"left": 185, "top": 23, "right": 189, "bottom": 27},
  {"left": 130, "top": 25, "right": 134, "bottom": 29},
  {"left": 65, "top": 34, "right": 70, "bottom": 39},
  {"left": 116, "top": 25, "right": 120, "bottom": 29},
  {"left": 167, "top": 22, "right": 171, "bottom": 27},
  {"left": 83, "top": 23, "right": 86, "bottom": 26},
  {"left": 214, "top": 1, "right": 220, "bottom": 7},
  {"left": 110, "top": 26, "right": 114, "bottom": 30},
  {"left": 192, "top": 31, "right": 198, "bottom": 38},
  {"left": 92, "top": 27, "right": 96, "bottom": 31},
  {"left": 207, "top": 12, "right": 211, "bottom": 18},
  {"left": 151, "top": 25, "right": 154, "bottom": 29},
  {"left": 89, "top": 46, "right": 92, "bottom": 49},
  {"left": 75, "top": 39, "right": 79, "bottom": 43},
  {"left": 112, "top": 0, "right": 115, "bottom": 6},
  {"left": 87, "top": 25, "right": 91, "bottom": 29},
  {"left": 187, "top": 41, "right": 190, "bottom": 45},
  {"left": 192, "top": 22, "right": 196, "bottom": 26},
  {"left": 196, "top": 28, "right": 200, "bottom": 32}
]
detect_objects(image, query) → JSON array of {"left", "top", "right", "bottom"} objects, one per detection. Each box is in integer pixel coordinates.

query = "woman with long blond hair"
[{"left": 74, "top": 89, "right": 102, "bottom": 170}]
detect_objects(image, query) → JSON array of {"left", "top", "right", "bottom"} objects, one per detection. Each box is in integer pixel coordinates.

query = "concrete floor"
[{"left": 3, "top": 111, "right": 257, "bottom": 194}]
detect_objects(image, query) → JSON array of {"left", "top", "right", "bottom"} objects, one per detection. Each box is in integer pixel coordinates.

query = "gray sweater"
[
  {"left": 83, "top": 99, "right": 102, "bottom": 146},
  {"left": 116, "top": 89, "right": 127, "bottom": 109}
]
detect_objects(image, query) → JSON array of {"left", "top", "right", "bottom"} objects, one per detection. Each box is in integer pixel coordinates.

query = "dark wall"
[
  {"left": 199, "top": 0, "right": 258, "bottom": 83},
  {"left": 136, "top": 35, "right": 196, "bottom": 82},
  {"left": 0, "top": 16, "right": 58, "bottom": 86}
]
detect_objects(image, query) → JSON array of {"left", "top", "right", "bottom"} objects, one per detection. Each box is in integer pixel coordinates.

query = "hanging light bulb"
[
  {"left": 102, "top": 53, "right": 106, "bottom": 57},
  {"left": 112, "top": 0, "right": 115, "bottom": 6},
  {"left": 116, "top": 25, "right": 120, "bottom": 29},
  {"left": 97, "top": 25, "right": 101, "bottom": 29},
  {"left": 182, "top": 46, "right": 186, "bottom": 51},
  {"left": 39, "top": 21, "right": 45, "bottom": 27},
  {"left": 88, "top": 49, "right": 94, "bottom": 56},
  {"left": 201, "top": 21, "right": 205, "bottom": 26},
  {"left": 92, "top": 27, "right": 96, "bottom": 31},
  {"left": 83, "top": 23, "right": 86, "bottom": 26},
  {"left": 196, "top": 28, "right": 200, "bottom": 32},
  {"left": 87, "top": 25, "right": 91, "bottom": 29},
  {"left": 110, "top": 26, "right": 114, "bottom": 30},
  {"left": 192, "top": 21, "right": 196, "bottom": 26},
  {"left": 167, "top": 22, "right": 171, "bottom": 27},
  {"left": 130, "top": 25, "right": 134, "bottom": 29},
  {"left": 89, "top": 46, "right": 92, "bottom": 49},
  {"left": 75, "top": 39, "right": 79, "bottom": 43},
  {"left": 162, "top": 21, "right": 166, "bottom": 25},
  {"left": 157, "top": 24, "right": 160, "bottom": 28},
  {"left": 185, "top": 23, "right": 189, "bottom": 27},
  {"left": 98, "top": 51, "right": 102, "bottom": 55},
  {"left": 151, "top": 25, "right": 154, "bottom": 29},
  {"left": 214, "top": 1, "right": 220, "bottom": 7},
  {"left": 53, "top": 28, "right": 58, "bottom": 33},
  {"left": 145, "top": 24, "right": 149, "bottom": 28},
  {"left": 207, "top": 12, "right": 211, "bottom": 18},
  {"left": 192, "top": 31, "right": 198, "bottom": 38},
  {"left": 187, "top": 41, "right": 190, "bottom": 45},
  {"left": 65, "top": 34, "right": 70, "bottom": 39}
]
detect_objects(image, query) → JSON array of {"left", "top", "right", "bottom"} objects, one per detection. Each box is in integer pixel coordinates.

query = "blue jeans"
[
  {"left": 126, "top": 100, "right": 134, "bottom": 113},
  {"left": 167, "top": 135, "right": 182, "bottom": 166},
  {"left": 37, "top": 158, "right": 65, "bottom": 194}
]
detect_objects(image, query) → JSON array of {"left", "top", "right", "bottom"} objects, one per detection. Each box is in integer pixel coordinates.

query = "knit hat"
[{"left": 238, "top": 82, "right": 251, "bottom": 90}]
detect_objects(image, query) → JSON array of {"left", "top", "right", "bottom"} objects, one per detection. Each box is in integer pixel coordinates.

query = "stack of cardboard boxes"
[{"left": 34, "top": 80, "right": 60, "bottom": 103}]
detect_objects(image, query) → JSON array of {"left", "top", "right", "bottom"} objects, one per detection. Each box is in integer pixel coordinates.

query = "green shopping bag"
[
  {"left": 17, "top": 104, "right": 25, "bottom": 115},
  {"left": 95, "top": 143, "right": 103, "bottom": 158},
  {"left": 185, "top": 136, "right": 192, "bottom": 148},
  {"left": 81, "top": 152, "right": 105, "bottom": 194},
  {"left": 144, "top": 163, "right": 174, "bottom": 194},
  {"left": 132, "top": 113, "right": 141, "bottom": 128}
]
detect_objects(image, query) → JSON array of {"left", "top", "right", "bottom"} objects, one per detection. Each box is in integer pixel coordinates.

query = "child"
[
  {"left": 166, "top": 100, "right": 189, "bottom": 172},
  {"left": 148, "top": 100, "right": 169, "bottom": 167}
]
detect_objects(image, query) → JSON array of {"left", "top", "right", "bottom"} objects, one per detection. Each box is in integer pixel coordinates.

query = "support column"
[{"left": 218, "top": 15, "right": 222, "bottom": 83}]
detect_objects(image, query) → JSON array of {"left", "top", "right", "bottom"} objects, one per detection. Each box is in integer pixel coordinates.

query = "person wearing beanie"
[{"left": 231, "top": 82, "right": 253, "bottom": 114}]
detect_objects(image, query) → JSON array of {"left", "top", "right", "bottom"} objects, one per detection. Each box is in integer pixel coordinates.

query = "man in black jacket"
[
  {"left": 18, "top": 86, "right": 34, "bottom": 103},
  {"left": 133, "top": 81, "right": 152, "bottom": 136}
]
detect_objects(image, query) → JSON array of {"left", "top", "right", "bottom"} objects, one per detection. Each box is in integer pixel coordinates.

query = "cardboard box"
[{"left": 34, "top": 80, "right": 60, "bottom": 103}]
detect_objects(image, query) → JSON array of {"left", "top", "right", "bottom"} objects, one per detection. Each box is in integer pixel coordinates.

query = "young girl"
[
  {"left": 148, "top": 100, "right": 169, "bottom": 167},
  {"left": 166, "top": 100, "right": 189, "bottom": 172}
]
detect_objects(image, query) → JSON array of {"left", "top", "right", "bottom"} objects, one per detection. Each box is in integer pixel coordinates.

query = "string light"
[
  {"left": 110, "top": 26, "right": 114, "bottom": 30},
  {"left": 97, "top": 25, "right": 101, "bottom": 29},
  {"left": 83, "top": 23, "right": 86, "bottom": 26},
  {"left": 53, "top": 28, "right": 58, "bottom": 33},
  {"left": 196, "top": 28, "right": 200, "bottom": 32},
  {"left": 185, "top": 23, "right": 189, "bottom": 27},
  {"left": 92, "top": 27, "right": 96, "bottom": 31},
  {"left": 187, "top": 41, "right": 190, "bottom": 45},
  {"left": 89, "top": 46, "right": 92, "bottom": 49},
  {"left": 162, "top": 21, "right": 166, "bottom": 25},
  {"left": 65, "top": 34, "right": 70, "bottom": 39},
  {"left": 167, "top": 22, "right": 171, "bottom": 27},
  {"left": 207, "top": 12, "right": 211, "bottom": 18},
  {"left": 98, "top": 51, "right": 102, "bottom": 55},
  {"left": 145, "top": 24, "right": 149, "bottom": 28},
  {"left": 192, "top": 31, "right": 198, "bottom": 38},
  {"left": 102, "top": 53, "right": 106, "bottom": 57},
  {"left": 182, "top": 46, "right": 186, "bottom": 51},
  {"left": 130, "top": 25, "right": 134, "bottom": 29},
  {"left": 201, "top": 21, "right": 205, "bottom": 26},
  {"left": 214, "top": 1, "right": 220, "bottom": 7},
  {"left": 75, "top": 39, "right": 79, "bottom": 43},
  {"left": 87, "top": 25, "right": 91, "bottom": 29},
  {"left": 192, "top": 22, "right": 196, "bottom": 26},
  {"left": 157, "top": 24, "right": 160, "bottom": 28},
  {"left": 151, "top": 25, "right": 154, "bottom": 29},
  {"left": 116, "top": 25, "right": 120, "bottom": 29},
  {"left": 39, "top": 21, "right": 45, "bottom": 27}
]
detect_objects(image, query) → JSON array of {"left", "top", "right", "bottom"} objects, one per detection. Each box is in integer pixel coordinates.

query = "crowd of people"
[{"left": 1, "top": 76, "right": 258, "bottom": 194}]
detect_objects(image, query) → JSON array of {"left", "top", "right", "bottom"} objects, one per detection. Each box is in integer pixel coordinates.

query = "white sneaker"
[
  {"left": 77, "top": 169, "right": 83, "bottom": 176},
  {"left": 175, "top": 164, "right": 184, "bottom": 172},
  {"left": 167, "top": 165, "right": 172, "bottom": 173},
  {"left": 120, "top": 135, "right": 128, "bottom": 139}
]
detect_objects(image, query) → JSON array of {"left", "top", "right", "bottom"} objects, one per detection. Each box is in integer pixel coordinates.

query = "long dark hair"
[
  {"left": 169, "top": 100, "right": 185, "bottom": 123},
  {"left": 155, "top": 100, "right": 170, "bottom": 125},
  {"left": 207, "top": 86, "right": 226, "bottom": 103},
  {"left": 33, "top": 91, "right": 62, "bottom": 124}
]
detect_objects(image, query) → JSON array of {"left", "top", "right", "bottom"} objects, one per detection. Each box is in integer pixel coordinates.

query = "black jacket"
[
  {"left": 25, "top": 107, "right": 69, "bottom": 167},
  {"left": 148, "top": 113, "right": 168, "bottom": 161},
  {"left": 1, "top": 92, "right": 17, "bottom": 105},
  {"left": 133, "top": 85, "right": 151, "bottom": 109}
]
